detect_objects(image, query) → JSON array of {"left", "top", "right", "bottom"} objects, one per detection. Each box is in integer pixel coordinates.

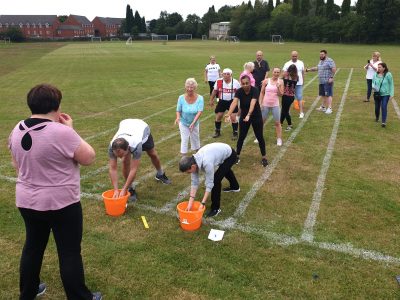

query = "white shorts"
[{"left": 179, "top": 122, "right": 200, "bottom": 154}]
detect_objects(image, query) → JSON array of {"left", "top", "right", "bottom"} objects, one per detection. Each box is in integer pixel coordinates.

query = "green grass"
[{"left": 0, "top": 40, "right": 399, "bottom": 299}]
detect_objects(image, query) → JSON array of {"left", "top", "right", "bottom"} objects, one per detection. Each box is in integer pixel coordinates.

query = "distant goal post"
[
  {"left": 202, "top": 35, "right": 208, "bottom": 40},
  {"left": 126, "top": 37, "right": 132, "bottom": 45},
  {"left": 151, "top": 34, "right": 168, "bottom": 41},
  {"left": 3, "top": 37, "right": 11, "bottom": 43},
  {"left": 176, "top": 34, "right": 192, "bottom": 40},
  {"left": 91, "top": 36, "right": 102, "bottom": 42},
  {"left": 271, "top": 35, "right": 284, "bottom": 44}
]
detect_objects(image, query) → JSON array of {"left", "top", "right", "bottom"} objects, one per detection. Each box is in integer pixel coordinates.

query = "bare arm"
[
  {"left": 224, "top": 98, "right": 239, "bottom": 122},
  {"left": 209, "top": 89, "right": 217, "bottom": 106},
  {"left": 74, "top": 138, "right": 95, "bottom": 166},
  {"left": 204, "top": 69, "right": 208, "bottom": 83},
  {"left": 121, "top": 158, "right": 140, "bottom": 196},
  {"left": 259, "top": 81, "right": 266, "bottom": 106},
  {"left": 175, "top": 111, "right": 181, "bottom": 125},
  {"left": 109, "top": 158, "right": 119, "bottom": 195}
]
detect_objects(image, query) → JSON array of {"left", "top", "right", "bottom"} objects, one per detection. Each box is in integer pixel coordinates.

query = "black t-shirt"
[
  {"left": 234, "top": 87, "right": 261, "bottom": 119},
  {"left": 252, "top": 60, "right": 270, "bottom": 85}
]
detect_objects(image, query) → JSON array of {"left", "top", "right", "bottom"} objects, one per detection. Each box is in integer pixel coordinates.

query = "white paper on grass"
[{"left": 208, "top": 229, "right": 225, "bottom": 241}]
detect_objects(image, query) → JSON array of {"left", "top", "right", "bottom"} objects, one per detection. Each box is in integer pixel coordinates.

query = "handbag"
[{"left": 374, "top": 73, "right": 386, "bottom": 100}]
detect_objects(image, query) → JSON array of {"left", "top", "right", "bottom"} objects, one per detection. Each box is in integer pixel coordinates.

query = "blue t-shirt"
[{"left": 176, "top": 95, "right": 204, "bottom": 127}]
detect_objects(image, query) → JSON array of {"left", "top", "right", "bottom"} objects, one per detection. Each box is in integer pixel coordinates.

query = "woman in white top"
[
  {"left": 204, "top": 56, "right": 221, "bottom": 95},
  {"left": 364, "top": 51, "right": 382, "bottom": 102},
  {"left": 258, "top": 67, "right": 284, "bottom": 146}
]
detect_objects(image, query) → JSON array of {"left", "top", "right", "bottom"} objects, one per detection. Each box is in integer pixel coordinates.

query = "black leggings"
[
  {"left": 236, "top": 117, "right": 266, "bottom": 156},
  {"left": 19, "top": 202, "right": 92, "bottom": 300},
  {"left": 208, "top": 81, "right": 215, "bottom": 95},
  {"left": 281, "top": 95, "right": 294, "bottom": 126}
]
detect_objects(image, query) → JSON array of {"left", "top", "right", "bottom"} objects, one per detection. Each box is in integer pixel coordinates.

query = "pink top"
[
  {"left": 262, "top": 78, "right": 280, "bottom": 107},
  {"left": 9, "top": 120, "right": 82, "bottom": 211},
  {"left": 240, "top": 71, "right": 256, "bottom": 87}
]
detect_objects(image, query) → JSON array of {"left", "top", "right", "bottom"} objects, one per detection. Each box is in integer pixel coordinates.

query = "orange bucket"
[
  {"left": 102, "top": 189, "right": 129, "bottom": 217},
  {"left": 177, "top": 201, "right": 205, "bottom": 231}
]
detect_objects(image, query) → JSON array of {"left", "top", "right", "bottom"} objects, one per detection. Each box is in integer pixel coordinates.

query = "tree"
[
  {"left": 134, "top": 11, "right": 142, "bottom": 31},
  {"left": 125, "top": 5, "right": 134, "bottom": 33},
  {"left": 166, "top": 12, "right": 183, "bottom": 27},
  {"left": 293, "top": 0, "right": 300, "bottom": 15},
  {"left": 201, "top": 5, "right": 218, "bottom": 34},
  {"left": 267, "top": 0, "right": 275, "bottom": 17},
  {"left": 315, "top": 0, "right": 325, "bottom": 17},
  {"left": 325, "top": 0, "right": 336, "bottom": 19},
  {"left": 184, "top": 14, "right": 201, "bottom": 37},
  {"left": 276, "top": 0, "right": 281, "bottom": 6},
  {"left": 300, "top": 0, "right": 311, "bottom": 16},
  {"left": 355, "top": 0, "right": 364, "bottom": 15},
  {"left": 58, "top": 15, "right": 68, "bottom": 23},
  {"left": 141, "top": 17, "right": 146, "bottom": 32},
  {"left": 341, "top": 0, "right": 351, "bottom": 16},
  {"left": 149, "top": 19, "right": 157, "bottom": 32},
  {"left": 3, "top": 27, "right": 24, "bottom": 42}
]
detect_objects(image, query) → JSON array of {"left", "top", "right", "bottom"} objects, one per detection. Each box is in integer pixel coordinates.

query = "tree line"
[{"left": 124, "top": 0, "right": 400, "bottom": 43}]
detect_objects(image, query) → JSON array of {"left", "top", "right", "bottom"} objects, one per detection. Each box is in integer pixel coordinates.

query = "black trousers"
[
  {"left": 19, "top": 202, "right": 92, "bottom": 300},
  {"left": 236, "top": 117, "right": 266, "bottom": 156},
  {"left": 211, "top": 149, "right": 239, "bottom": 210},
  {"left": 208, "top": 81, "right": 215, "bottom": 95},
  {"left": 281, "top": 95, "right": 294, "bottom": 126}
]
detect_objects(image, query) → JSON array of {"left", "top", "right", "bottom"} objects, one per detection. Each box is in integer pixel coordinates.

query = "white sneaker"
[
  {"left": 277, "top": 138, "right": 282, "bottom": 146},
  {"left": 316, "top": 106, "right": 326, "bottom": 112},
  {"left": 253, "top": 138, "right": 258, "bottom": 143},
  {"left": 325, "top": 107, "right": 333, "bottom": 114},
  {"left": 299, "top": 112, "right": 304, "bottom": 119}
]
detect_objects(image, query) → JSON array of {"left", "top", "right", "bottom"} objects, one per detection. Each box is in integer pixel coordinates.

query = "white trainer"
[
  {"left": 299, "top": 112, "right": 304, "bottom": 119},
  {"left": 325, "top": 107, "right": 333, "bottom": 114},
  {"left": 316, "top": 106, "right": 326, "bottom": 112},
  {"left": 253, "top": 138, "right": 259, "bottom": 143},
  {"left": 277, "top": 138, "right": 282, "bottom": 146}
]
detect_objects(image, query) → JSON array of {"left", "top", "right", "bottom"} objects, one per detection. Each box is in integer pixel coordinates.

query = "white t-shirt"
[
  {"left": 109, "top": 119, "right": 150, "bottom": 160},
  {"left": 283, "top": 60, "right": 305, "bottom": 86},
  {"left": 205, "top": 63, "right": 221, "bottom": 81},
  {"left": 366, "top": 60, "right": 381, "bottom": 79},
  {"left": 213, "top": 78, "right": 241, "bottom": 101}
]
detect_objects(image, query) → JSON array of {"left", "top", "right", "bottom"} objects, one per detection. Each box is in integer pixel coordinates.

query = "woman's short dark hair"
[
  {"left": 378, "top": 62, "right": 389, "bottom": 74},
  {"left": 111, "top": 138, "right": 129, "bottom": 151},
  {"left": 179, "top": 156, "right": 196, "bottom": 172},
  {"left": 27, "top": 84, "right": 62, "bottom": 114}
]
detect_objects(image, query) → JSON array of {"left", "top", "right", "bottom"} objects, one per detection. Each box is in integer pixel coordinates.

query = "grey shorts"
[{"left": 261, "top": 106, "right": 280, "bottom": 122}]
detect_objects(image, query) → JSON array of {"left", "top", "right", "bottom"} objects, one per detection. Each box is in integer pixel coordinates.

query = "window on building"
[{"left": 45, "top": 23, "right": 49, "bottom": 28}]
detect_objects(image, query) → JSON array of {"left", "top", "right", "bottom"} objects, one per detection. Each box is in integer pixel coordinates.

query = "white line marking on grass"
[
  {"left": 0, "top": 174, "right": 16, "bottom": 182},
  {"left": 301, "top": 68, "right": 353, "bottom": 243},
  {"left": 74, "top": 88, "right": 182, "bottom": 121},
  {"left": 392, "top": 98, "right": 400, "bottom": 119}
]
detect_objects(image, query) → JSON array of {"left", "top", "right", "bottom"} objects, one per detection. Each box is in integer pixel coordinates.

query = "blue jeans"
[
  {"left": 366, "top": 79, "right": 372, "bottom": 100},
  {"left": 374, "top": 95, "right": 390, "bottom": 123}
]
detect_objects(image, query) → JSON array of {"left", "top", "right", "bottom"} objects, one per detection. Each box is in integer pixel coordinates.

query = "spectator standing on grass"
[
  {"left": 225, "top": 75, "right": 269, "bottom": 167},
  {"left": 179, "top": 142, "right": 240, "bottom": 218},
  {"left": 364, "top": 51, "right": 382, "bottom": 102},
  {"left": 108, "top": 119, "right": 171, "bottom": 203},
  {"left": 281, "top": 64, "right": 298, "bottom": 132},
  {"left": 204, "top": 55, "right": 221, "bottom": 95},
  {"left": 252, "top": 50, "right": 270, "bottom": 92},
  {"left": 283, "top": 51, "right": 305, "bottom": 118},
  {"left": 209, "top": 68, "right": 241, "bottom": 140},
  {"left": 175, "top": 78, "right": 204, "bottom": 156},
  {"left": 372, "top": 62, "right": 394, "bottom": 128},
  {"left": 240, "top": 62, "right": 256, "bottom": 87},
  {"left": 259, "top": 67, "right": 284, "bottom": 146},
  {"left": 306, "top": 49, "right": 336, "bottom": 115},
  {"left": 8, "top": 84, "right": 102, "bottom": 300}
]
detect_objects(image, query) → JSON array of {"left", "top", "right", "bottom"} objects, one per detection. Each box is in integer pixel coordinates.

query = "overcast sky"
[{"left": 2, "top": 0, "right": 355, "bottom": 21}]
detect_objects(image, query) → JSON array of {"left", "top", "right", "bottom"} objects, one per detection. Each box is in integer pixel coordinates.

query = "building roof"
[
  {"left": 0, "top": 15, "right": 57, "bottom": 25},
  {"left": 70, "top": 14, "right": 91, "bottom": 25},
  {"left": 58, "top": 24, "right": 83, "bottom": 30},
  {"left": 94, "top": 17, "right": 124, "bottom": 26}
]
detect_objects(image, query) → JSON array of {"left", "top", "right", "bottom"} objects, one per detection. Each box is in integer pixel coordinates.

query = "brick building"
[
  {"left": 92, "top": 17, "right": 123, "bottom": 38},
  {"left": 0, "top": 15, "right": 59, "bottom": 39},
  {"left": 57, "top": 14, "right": 94, "bottom": 38}
]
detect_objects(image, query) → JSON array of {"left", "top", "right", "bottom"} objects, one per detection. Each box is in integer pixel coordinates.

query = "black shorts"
[
  {"left": 142, "top": 133, "right": 155, "bottom": 151},
  {"left": 215, "top": 99, "right": 238, "bottom": 114}
]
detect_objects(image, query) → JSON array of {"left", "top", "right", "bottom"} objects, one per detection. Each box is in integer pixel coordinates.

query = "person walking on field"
[
  {"left": 175, "top": 78, "right": 204, "bottom": 156},
  {"left": 240, "top": 62, "right": 256, "bottom": 87},
  {"left": 8, "top": 84, "right": 102, "bottom": 300},
  {"left": 108, "top": 119, "right": 171, "bottom": 202},
  {"left": 204, "top": 55, "right": 221, "bottom": 95},
  {"left": 306, "top": 49, "right": 336, "bottom": 115},
  {"left": 225, "top": 75, "right": 269, "bottom": 167},
  {"left": 259, "top": 67, "right": 284, "bottom": 146},
  {"left": 281, "top": 64, "right": 298, "bottom": 131},
  {"left": 283, "top": 51, "right": 305, "bottom": 118},
  {"left": 364, "top": 51, "right": 382, "bottom": 102},
  {"left": 178, "top": 142, "right": 240, "bottom": 218},
  {"left": 372, "top": 62, "right": 394, "bottom": 128},
  {"left": 252, "top": 50, "right": 270, "bottom": 92},
  {"left": 209, "top": 68, "right": 241, "bottom": 140}
]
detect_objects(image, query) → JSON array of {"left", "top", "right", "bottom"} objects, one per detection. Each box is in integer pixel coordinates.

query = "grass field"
[{"left": 0, "top": 40, "right": 399, "bottom": 299}]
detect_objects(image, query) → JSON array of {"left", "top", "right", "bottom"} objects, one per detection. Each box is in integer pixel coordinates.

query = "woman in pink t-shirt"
[
  {"left": 8, "top": 84, "right": 101, "bottom": 300},
  {"left": 240, "top": 61, "right": 256, "bottom": 87},
  {"left": 259, "top": 67, "right": 284, "bottom": 146}
]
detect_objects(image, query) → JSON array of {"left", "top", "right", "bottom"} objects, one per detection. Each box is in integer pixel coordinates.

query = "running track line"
[
  {"left": 392, "top": 98, "right": 400, "bottom": 120},
  {"left": 301, "top": 68, "right": 353, "bottom": 242}
]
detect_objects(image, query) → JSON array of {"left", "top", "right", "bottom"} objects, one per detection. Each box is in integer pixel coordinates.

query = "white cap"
[{"left": 222, "top": 68, "right": 233, "bottom": 74}]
